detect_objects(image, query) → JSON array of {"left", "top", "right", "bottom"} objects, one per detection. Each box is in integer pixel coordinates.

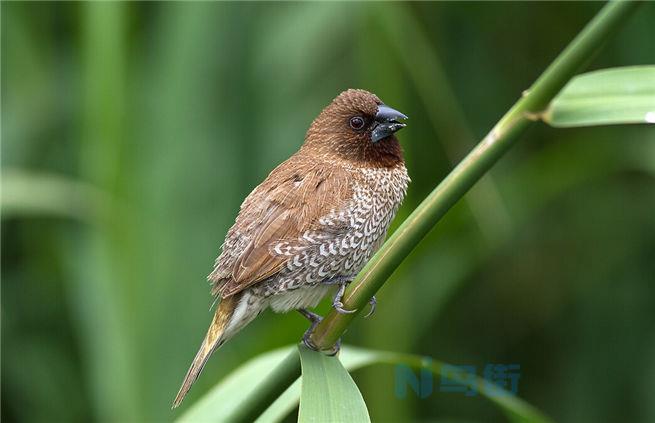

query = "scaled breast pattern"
[{"left": 260, "top": 164, "right": 409, "bottom": 300}]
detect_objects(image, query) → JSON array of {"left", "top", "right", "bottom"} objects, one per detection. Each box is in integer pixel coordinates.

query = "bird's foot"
[
  {"left": 325, "top": 338, "right": 342, "bottom": 356},
  {"left": 299, "top": 308, "right": 322, "bottom": 351},
  {"left": 302, "top": 327, "right": 319, "bottom": 351},
  {"left": 302, "top": 331, "right": 341, "bottom": 355},
  {"left": 332, "top": 282, "right": 357, "bottom": 314},
  {"left": 298, "top": 308, "right": 322, "bottom": 324},
  {"left": 333, "top": 301, "right": 357, "bottom": 314},
  {"left": 302, "top": 331, "right": 341, "bottom": 357},
  {"left": 299, "top": 308, "right": 341, "bottom": 355},
  {"left": 363, "top": 295, "right": 377, "bottom": 318}
]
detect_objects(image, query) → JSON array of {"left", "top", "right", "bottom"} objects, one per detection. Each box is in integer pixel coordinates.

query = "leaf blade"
[
  {"left": 0, "top": 169, "right": 112, "bottom": 222},
  {"left": 544, "top": 66, "right": 655, "bottom": 127},
  {"left": 184, "top": 345, "right": 552, "bottom": 423},
  {"left": 176, "top": 347, "right": 295, "bottom": 423},
  {"left": 298, "top": 345, "right": 370, "bottom": 423}
]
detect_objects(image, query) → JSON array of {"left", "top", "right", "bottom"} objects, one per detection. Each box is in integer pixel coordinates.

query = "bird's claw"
[
  {"left": 325, "top": 338, "right": 341, "bottom": 356},
  {"left": 332, "top": 282, "right": 357, "bottom": 314},
  {"left": 332, "top": 300, "right": 357, "bottom": 314},
  {"left": 363, "top": 296, "right": 377, "bottom": 318},
  {"left": 298, "top": 308, "right": 323, "bottom": 324},
  {"left": 331, "top": 282, "right": 374, "bottom": 316},
  {"left": 300, "top": 309, "right": 323, "bottom": 351},
  {"left": 302, "top": 328, "right": 320, "bottom": 351},
  {"left": 300, "top": 311, "right": 341, "bottom": 355},
  {"left": 303, "top": 334, "right": 341, "bottom": 355}
]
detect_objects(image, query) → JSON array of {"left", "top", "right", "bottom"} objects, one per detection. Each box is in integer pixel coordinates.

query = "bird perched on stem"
[{"left": 173, "top": 89, "right": 409, "bottom": 408}]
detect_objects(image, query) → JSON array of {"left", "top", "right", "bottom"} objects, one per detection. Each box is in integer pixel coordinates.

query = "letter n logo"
[{"left": 394, "top": 364, "right": 432, "bottom": 399}]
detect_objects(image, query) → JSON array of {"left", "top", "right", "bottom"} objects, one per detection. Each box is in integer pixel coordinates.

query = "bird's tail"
[{"left": 172, "top": 292, "right": 253, "bottom": 408}]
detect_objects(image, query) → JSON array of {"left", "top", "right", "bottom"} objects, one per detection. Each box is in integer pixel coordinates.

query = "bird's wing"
[{"left": 211, "top": 158, "right": 353, "bottom": 298}]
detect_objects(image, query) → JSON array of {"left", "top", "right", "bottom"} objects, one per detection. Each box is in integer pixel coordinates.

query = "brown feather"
[
  {"left": 218, "top": 159, "right": 352, "bottom": 298},
  {"left": 172, "top": 294, "right": 240, "bottom": 408}
]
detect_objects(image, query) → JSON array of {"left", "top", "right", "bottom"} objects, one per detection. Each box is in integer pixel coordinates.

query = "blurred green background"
[{"left": 2, "top": 2, "right": 654, "bottom": 422}]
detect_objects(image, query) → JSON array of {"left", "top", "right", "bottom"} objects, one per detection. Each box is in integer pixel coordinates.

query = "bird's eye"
[{"left": 349, "top": 116, "right": 365, "bottom": 130}]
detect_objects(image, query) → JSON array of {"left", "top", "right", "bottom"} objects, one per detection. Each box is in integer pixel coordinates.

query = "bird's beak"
[{"left": 371, "top": 104, "right": 408, "bottom": 143}]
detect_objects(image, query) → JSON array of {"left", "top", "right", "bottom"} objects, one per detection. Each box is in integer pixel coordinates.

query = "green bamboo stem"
[
  {"left": 223, "top": 1, "right": 640, "bottom": 420},
  {"left": 310, "top": 0, "right": 640, "bottom": 350}
]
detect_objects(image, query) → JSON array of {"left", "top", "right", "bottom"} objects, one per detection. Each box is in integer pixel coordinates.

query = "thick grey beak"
[{"left": 371, "top": 104, "right": 408, "bottom": 143}]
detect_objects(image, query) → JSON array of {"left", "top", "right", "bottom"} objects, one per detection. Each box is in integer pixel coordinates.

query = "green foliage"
[
  {"left": 176, "top": 348, "right": 293, "bottom": 423},
  {"left": 178, "top": 345, "right": 553, "bottom": 423},
  {"left": 298, "top": 346, "right": 371, "bottom": 423},
  {"left": 545, "top": 66, "right": 655, "bottom": 127},
  {"left": 1, "top": 170, "right": 111, "bottom": 221}
]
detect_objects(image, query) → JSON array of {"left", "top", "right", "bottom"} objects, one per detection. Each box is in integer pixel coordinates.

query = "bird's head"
[{"left": 303, "top": 89, "right": 408, "bottom": 166}]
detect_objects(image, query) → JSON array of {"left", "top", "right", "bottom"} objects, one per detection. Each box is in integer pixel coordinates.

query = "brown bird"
[{"left": 173, "top": 89, "right": 409, "bottom": 408}]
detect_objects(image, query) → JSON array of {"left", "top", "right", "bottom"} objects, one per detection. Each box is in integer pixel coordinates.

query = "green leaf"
[
  {"left": 0, "top": 168, "right": 112, "bottom": 222},
  {"left": 176, "top": 347, "right": 295, "bottom": 422},
  {"left": 297, "top": 345, "right": 370, "bottom": 423},
  {"left": 182, "top": 345, "right": 553, "bottom": 423},
  {"left": 544, "top": 66, "right": 655, "bottom": 127}
]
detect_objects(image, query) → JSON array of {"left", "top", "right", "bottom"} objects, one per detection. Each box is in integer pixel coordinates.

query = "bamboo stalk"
[{"left": 309, "top": 0, "right": 640, "bottom": 350}]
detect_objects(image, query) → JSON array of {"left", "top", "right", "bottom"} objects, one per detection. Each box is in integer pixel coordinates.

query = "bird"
[{"left": 172, "top": 89, "right": 409, "bottom": 408}]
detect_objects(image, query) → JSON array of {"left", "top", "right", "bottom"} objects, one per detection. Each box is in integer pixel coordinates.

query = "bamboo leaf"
[
  {"left": 544, "top": 66, "right": 655, "bottom": 127},
  {"left": 298, "top": 345, "right": 370, "bottom": 423},
  {"left": 181, "top": 345, "right": 552, "bottom": 423},
  {"left": 0, "top": 168, "right": 112, "bottom": 222},
  {"left": 176, "top": 347, "right": 295, "bottom": 422}
]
